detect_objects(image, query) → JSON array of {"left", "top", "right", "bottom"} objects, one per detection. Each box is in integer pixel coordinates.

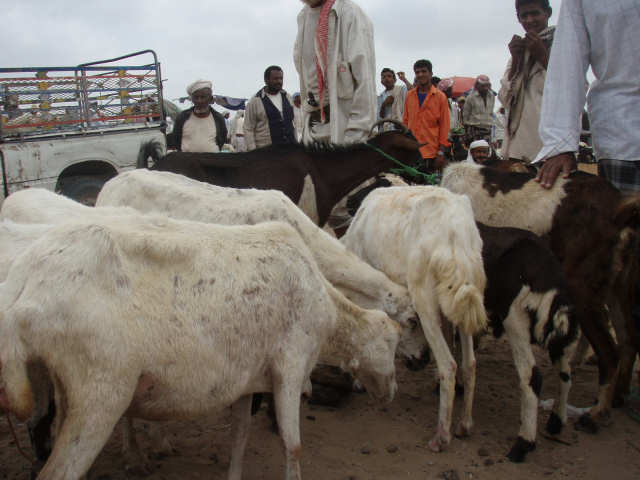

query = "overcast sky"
[{"left": 3, "top": 0, "right": 562, "bottom": 110}]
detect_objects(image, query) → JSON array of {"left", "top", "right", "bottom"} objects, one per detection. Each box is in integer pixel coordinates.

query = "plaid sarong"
[{"left": 598, "top": 158, "right": 640, "bottom": 193}]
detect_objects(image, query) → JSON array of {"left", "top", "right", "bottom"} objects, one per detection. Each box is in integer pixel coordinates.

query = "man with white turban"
[
  {"left": 465, "top": 139, "right": 491, "bottom": 165},
  {"left": 294, "top": 0, "right": 376, "bottom": 145},
  {"left": 172, "top": 79, "right": 227, "bottom": 152}
]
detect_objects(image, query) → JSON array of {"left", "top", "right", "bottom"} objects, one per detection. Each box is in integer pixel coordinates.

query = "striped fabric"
[{"left": 315, "top": 0, "right": 336, "bottom": 122}]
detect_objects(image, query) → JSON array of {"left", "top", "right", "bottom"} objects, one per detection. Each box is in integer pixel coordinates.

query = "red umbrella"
[{"left": 438, "top": 76, "right": 476, "bottom": 99}]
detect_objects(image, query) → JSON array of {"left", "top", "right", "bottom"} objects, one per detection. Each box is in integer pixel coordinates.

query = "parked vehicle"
[{"left": 0, "top": 50, "right": 166, "bottom": 205}]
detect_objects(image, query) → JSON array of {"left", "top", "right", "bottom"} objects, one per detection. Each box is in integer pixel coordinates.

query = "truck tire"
[{"left": 59, "top": 176, "right": 107, "bottom": 206}]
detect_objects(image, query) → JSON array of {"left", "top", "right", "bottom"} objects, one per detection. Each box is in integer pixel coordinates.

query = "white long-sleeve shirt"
[{"left": 534, "top": 0, "right": 640, "bottom": 163}]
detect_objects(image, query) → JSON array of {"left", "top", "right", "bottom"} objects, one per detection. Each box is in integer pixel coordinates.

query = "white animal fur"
[
  {"left": 342, "top": 186, "right": 488, "bottom": 452},
  {"left": 441, "top": 162, "right": 566, "bottom": 235},
  {"left": 0, "top": 215, "right": 399, "bottom": 480}
]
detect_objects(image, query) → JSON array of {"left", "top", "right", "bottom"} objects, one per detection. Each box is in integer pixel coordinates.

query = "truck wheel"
[{"left": 59, "top": 176, "right": 107, "bottom": 206}]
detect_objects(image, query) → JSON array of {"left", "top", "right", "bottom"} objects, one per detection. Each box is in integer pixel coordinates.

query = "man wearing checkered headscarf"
[{"left": 294, "top": 0, "right": 376, "bottom": 145}]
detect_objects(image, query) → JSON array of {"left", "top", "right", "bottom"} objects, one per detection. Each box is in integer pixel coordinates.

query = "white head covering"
[
  {"left": 186, "top": 79, "right": 213, "bottom": 98},
  {"left": 466, "top": 139, "right": 490, "bottom": 164}
]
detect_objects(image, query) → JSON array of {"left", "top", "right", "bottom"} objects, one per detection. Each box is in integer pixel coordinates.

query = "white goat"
[{"left": 342, "top": 186, "right": 488, "bottom": 452}]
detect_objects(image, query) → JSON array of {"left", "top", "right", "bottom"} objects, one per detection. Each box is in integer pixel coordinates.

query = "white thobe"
[
  {"left": 534, "top": 0, "right": 640, "bottom": 163},
  {"left": 294, "top": 0, "right": 377, "bottom": 145},
  {"left": 181, "top": 113, "right": 219, "bottom": 153}
]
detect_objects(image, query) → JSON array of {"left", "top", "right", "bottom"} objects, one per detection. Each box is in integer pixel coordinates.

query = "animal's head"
[
  {"left": 367, "top": 120, "right": 424, "bottom": 166},
  {"left": 341, "top": 280, "right": 415, "bottom": 326},
  {"left": 346, "top": 309, "right": 399, "bottom": 404}
]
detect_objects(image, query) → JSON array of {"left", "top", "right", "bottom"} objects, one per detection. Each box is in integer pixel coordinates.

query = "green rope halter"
[{"left": 364, "top": 142, "right": 440, "bottom": 185}]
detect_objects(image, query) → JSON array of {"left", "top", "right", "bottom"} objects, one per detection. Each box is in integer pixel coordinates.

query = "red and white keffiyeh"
[{"left": 315, "top": 0, "right": 336, "bottom": 121}]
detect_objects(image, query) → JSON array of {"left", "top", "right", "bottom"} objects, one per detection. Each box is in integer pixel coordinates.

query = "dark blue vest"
[{"left": 258, "top": 90, "right": 296, "bottom": 145}]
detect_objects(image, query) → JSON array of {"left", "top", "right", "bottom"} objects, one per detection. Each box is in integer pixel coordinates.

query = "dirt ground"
[{"left": 1, "top": 336, "right": 639, "bottom": 480}]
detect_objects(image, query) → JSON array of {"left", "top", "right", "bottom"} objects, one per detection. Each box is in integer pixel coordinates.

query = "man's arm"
[
  {"left": 435, "top": 95, "right": 451, "bottom": 169},
  {"left": 172, "top": 110, "right": 188, "bottom": 151},
  {"left": 397, "top": 72, "right": 413, "bottom": 90},
  {"left": 402, "top": 93, "right": 410, "bottom": 128},
  {"left": 534, "top": 0, "right": 589, "bottom": 188},
  {"left": 342, "top": 8, "right": 377, "bottom": 142},
  {"left": 462, "top": 97, "right": 472, "bottom": 126},
  {"left": 214, "top": 111, "right": 228, "bottom": 150},
  {"left": 243, "top": 99, "right": 258, "bottom": 151}
]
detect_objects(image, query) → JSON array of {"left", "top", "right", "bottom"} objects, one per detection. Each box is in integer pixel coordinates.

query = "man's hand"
[
  {"left": 434, "top": 149, "right": 448, "bottom": 171},
  {"left": 508, "top": 35, "right": 526, "bottom": 79},
  {"left": 535, "top": 153, "right": 576, "bottom": 189},
  {"left": 379, "top": 95, "right": 394, "bottom": 117},
  {"left": 525, "top": 31, "right": 549, "bottom": 68},
  {"left": 397, "top": 71, "right": 407, "bottom": 82},
  {"left": 508, "top": 35, "right": 526, "bottom": 59}
]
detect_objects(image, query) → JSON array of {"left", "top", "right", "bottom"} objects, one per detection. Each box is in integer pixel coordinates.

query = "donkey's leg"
[
  {"left": 273, "top": 376, "right": 304, "bottom": 480},
  {"left": 455, "top": 332, "right": 476, "bottom": 438},
  {"left": 227, "top": 395, "right": 253, "bottom": 480},
  {"left": 547, "top": 337, "right": 578, "bottom": 436},
  {"left": 412, "top": 296, "right": 456, "bottom": 452},
  {"left": 38, "top": 380, "right": 133, "bottom": 480},
  {"left": 504, "top": 315, "right": 539, "bottom": 463}
]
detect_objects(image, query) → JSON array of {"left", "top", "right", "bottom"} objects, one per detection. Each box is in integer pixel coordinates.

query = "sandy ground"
[{"left": 2, "top": 336, "right": 639, "bottom": 480}]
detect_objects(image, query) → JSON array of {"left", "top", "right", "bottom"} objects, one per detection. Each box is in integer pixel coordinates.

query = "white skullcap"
[
  {"left": 466, "top": 139, "right": 491, "bottom": 164},
  {"left": 470, "top": 139, "right": 490, "bottom": 150},
  {"left": 186, "top": 79, "right": 213, "bottom": 97}
]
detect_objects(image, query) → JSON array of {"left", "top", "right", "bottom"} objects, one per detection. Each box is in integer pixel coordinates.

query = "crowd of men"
[{"left": 174, "top": 0, "right": 638, "bottom": 193}]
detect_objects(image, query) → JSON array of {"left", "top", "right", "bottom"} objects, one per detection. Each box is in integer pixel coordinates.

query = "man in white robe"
[
  {"left": 534, "top": 0, "right": 640, "bottom": 191},
  {"left": 294, "top": 0, "right": 376, "bottom": 145},
  {"left": 498, "top": 0, "right": 554, "bottom": 163}
]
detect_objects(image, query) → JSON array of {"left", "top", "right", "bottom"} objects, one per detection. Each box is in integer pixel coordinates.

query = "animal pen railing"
[{"left": 0, "top": 49, "right": 164, "bottom": 141}]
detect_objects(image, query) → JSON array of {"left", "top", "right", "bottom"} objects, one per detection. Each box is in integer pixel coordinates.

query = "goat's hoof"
[
  {"left": 454, "top": 422, "right": 472, "bottom": 438},
  {"left": 428, "top": 434, "right": 450, "bottom": 452},
  {"left": 546, "top": 412, "right": 564, "bottom": 435},
  {"left": 575, "top": 413, "right": 599, "bottom": 434},
  {"left": 506, "top": 437, "right": 535, "bottom": 463}
]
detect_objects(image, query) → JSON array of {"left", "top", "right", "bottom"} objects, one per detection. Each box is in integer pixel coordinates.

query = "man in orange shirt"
[{"left": 403, "top": 59, "right": 451, "bottom": 173}]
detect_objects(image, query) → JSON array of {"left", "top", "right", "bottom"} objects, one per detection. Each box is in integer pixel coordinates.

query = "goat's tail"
[
  {"left": 429, "top": 243, "right": 488, "bottom": 336},
  {"left": 136, "top": 140, "right": 164, "bottom": 169}
]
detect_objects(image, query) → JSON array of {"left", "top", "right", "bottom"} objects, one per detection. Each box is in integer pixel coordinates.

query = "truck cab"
[{"left": 0, "top": 50, "right": 167, "bottom": 205}]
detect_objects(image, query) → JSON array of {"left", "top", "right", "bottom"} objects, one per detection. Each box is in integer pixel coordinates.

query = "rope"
[
  {"left": 364, "top": 142, "right": 441, "bottom": 185},
  {"left": 4, "top": 412, "right": 36, "bottom": 465}
]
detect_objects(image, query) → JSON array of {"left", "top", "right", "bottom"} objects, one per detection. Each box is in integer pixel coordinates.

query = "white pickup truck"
[{"left": 0, "top": 50, "right": 166, "bottom": 204}]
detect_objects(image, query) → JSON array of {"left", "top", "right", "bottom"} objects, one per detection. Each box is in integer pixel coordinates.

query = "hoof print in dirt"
[
  {"left": 360, "top": 443, "right": 374, "bottom": 455},
  {"left": 546, "top": 411, "right": 563, "bottom": 435},
  {"left": 506, "top": 436, "right": 536, "bottom": 463},
  {"left": 575, "top": 413, "right": 599, "bottom": 434},
  {"left": 386, "top": 444, "right": 399, "bottom": 453}
]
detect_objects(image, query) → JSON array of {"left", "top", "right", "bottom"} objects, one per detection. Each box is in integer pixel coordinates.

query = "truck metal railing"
[{"left": 0, "top": 50, "right": 164, "bottom": 141}]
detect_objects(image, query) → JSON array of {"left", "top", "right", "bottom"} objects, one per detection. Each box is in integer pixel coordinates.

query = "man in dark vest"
[{"left": 244, "top": 65, "right": 297, "bottom": 150}]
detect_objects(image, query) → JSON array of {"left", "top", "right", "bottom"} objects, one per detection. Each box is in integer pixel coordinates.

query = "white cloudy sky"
[{"left": 3, "top": 0, "right": 562, "bottom": 109}]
